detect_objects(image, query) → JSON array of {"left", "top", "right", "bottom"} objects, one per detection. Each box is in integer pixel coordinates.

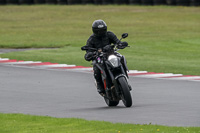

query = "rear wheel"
[
  {"left": 104, "top": 97, "right": 119, "bottom": 107},
  {"left": 118, "top": 77, "right": 132, "bottom": 107}
]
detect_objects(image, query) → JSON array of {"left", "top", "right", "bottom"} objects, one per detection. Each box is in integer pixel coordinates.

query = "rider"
[{"left": 84, "top": 19, "right": 127, "bottom": 94}]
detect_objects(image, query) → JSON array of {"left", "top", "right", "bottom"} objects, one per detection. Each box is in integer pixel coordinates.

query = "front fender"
[
  {"left": 115, "top": 74, "right": 132, "bottom": 92},
  {"left": 113, "top": 74, "right": 128, "bottom": 94},
  {"left": 115, "top": 74, "right": 127, "bottom": 81}
]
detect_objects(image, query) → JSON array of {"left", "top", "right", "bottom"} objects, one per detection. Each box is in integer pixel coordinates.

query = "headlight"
[{"left": 108, "top": 55, "right": 119, "bottom": 68}]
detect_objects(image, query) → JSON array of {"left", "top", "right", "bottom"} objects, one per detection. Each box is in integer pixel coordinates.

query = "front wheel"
[
  {"left": 104, "top": 97, "right": 119, "bottom": 107},
  {"left": 118, "top": 77, "right": 132, "bottom": 107}
]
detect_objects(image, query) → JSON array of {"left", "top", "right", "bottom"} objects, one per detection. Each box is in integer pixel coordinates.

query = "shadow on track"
[{"left": 69, "top": 106, "right": 131, "bottom": 112}]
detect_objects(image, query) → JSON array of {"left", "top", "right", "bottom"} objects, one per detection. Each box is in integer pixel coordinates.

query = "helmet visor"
[{"left": 93, "top": 27, "right": 107, "bottom": 36}]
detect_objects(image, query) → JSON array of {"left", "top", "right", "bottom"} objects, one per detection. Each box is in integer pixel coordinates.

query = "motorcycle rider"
[{"left": 84, "top": 19, "right": 128, "bottom": 95}]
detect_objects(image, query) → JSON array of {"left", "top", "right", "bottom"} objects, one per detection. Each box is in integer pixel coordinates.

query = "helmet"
[{"left": 92, "top": 20, "right": 107, "bottom": 37}]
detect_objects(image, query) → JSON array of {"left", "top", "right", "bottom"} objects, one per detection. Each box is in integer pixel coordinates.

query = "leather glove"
[
  {"left": 84, "top": 52, "right": 94, "bottom": 61},
  {"left": 103, "top": 45, "right": 112, "bottom": 52},
  {"left": 117, "top": 42, "right": 128, "bottom": 49}
]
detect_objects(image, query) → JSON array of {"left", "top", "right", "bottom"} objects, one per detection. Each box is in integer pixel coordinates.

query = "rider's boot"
[
  {"left": 93, "top": 66, "right": 105, "bottom": 95},
  {"left": 96, "top": 81, "right": 105, "bottom": 95}
]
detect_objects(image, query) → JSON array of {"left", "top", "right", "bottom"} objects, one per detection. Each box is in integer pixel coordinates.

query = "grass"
[
  {"left": 0, "top": 113, "right": 200, "bottom": 133},
  {"left": 0, "top": 5, "right": 200, "bottom": 75}
]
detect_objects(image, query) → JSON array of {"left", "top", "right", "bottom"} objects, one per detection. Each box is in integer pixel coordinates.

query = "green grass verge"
[
  {"left": 0, "top": 113, "right": 199, "bottom": 133},
  {"left": 0, "top": 5, "right": 200, "bottom": 75}
]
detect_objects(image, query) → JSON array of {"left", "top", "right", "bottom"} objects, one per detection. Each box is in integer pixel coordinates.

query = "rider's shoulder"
[
  {"left": 87, "top": 34, "right": 95, "bottom": 41},
  {"left": 107, "top": 31, "right": 116, "bottom": 36},
  {"left": 88, "top": 34, "right": 95, "bottom": 38}
]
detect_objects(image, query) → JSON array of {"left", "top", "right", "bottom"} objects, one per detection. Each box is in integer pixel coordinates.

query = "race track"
[{"left": 0, "top": 65, "right": 200, "bottom": 127}]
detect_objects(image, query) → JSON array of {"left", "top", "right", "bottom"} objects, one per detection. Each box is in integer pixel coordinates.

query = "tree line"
[{"left": 0, "top": 0, "right": 199, "bottom": 6}]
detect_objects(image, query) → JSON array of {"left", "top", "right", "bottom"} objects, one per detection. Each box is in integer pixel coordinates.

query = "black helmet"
[{"left": 92, "top": 20, "right": 107, "bottom": 37}]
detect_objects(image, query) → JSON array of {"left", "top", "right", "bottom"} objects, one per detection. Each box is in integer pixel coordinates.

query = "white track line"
[
  {"left": 0, "top": 58, "right": 9, "bottom": 61},
  {"left": 68, "top": 68, "right": 93, "bottom": 71},
  {"left": 135, "top": 73, "right": 183, "bottom": 78},
  {"left": 128, "top": 70, "right": 148, "bottom": 74},
  {"left": 161, "top": 76, "right": 200, "bottom": 80},
  {"left": 38, "top": 64, "right": 76, "bottom": 68},
  {"left": 3, "top": 61, "right": 42, "bottom": 65}
]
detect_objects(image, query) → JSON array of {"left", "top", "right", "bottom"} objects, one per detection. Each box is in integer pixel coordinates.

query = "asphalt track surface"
[{"left": 0, "top": 64, "right": 200, "bottom": 127}]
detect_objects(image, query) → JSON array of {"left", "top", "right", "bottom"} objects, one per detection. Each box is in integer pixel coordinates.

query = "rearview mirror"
[
  {"left": 122, "top": 33, "right": 128, "bottom": 39},
  {"left": 81, "top": 46, "right": 89, "bottom": 51}
]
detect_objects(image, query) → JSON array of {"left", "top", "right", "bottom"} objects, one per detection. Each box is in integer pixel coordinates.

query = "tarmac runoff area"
[
  {"left": 0, "top": 59, "right": 200, "bottom": 127},
  {"left": 0, "top": 48, "right": 58, "bottom": 54}
]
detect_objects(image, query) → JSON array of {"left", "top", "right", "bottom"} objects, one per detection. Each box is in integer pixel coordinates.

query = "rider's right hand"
[{"left": 84, "top": 52, "right": 94, "bottom": 61}]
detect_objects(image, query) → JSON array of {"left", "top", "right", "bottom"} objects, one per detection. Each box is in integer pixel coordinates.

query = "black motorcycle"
[{"left": 81, "top": 33, "right": 132, "bottom": 107}]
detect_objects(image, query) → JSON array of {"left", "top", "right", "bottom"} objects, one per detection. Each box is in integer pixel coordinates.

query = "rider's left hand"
[{"left": 117, "top": 42, "right": 128, "bottom": 49}]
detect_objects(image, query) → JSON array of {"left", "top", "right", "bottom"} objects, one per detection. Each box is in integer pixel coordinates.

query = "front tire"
[
  {"left": 104, "top": 97, "right": 119, "bottom": 107},
  {"left": 118, "top": 77, "right": 132, "bottom": 107}
]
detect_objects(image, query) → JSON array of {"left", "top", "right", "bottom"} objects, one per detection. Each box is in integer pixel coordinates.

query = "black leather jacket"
[{"left": 84, "top": 31, "right": 121, "bottom": 61}]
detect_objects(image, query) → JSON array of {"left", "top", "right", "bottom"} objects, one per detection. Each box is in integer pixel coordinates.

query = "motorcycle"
[{"left": 81, "top": 33, "right": 132, "bottom": 107}]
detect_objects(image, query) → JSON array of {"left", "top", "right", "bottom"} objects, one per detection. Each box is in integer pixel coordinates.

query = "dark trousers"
[
  {"left": 93, "top": 65, "right": 104, "bottom": 88},
  {"left": 93, "top": 64, "right": 113, "bottom": 89}
]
